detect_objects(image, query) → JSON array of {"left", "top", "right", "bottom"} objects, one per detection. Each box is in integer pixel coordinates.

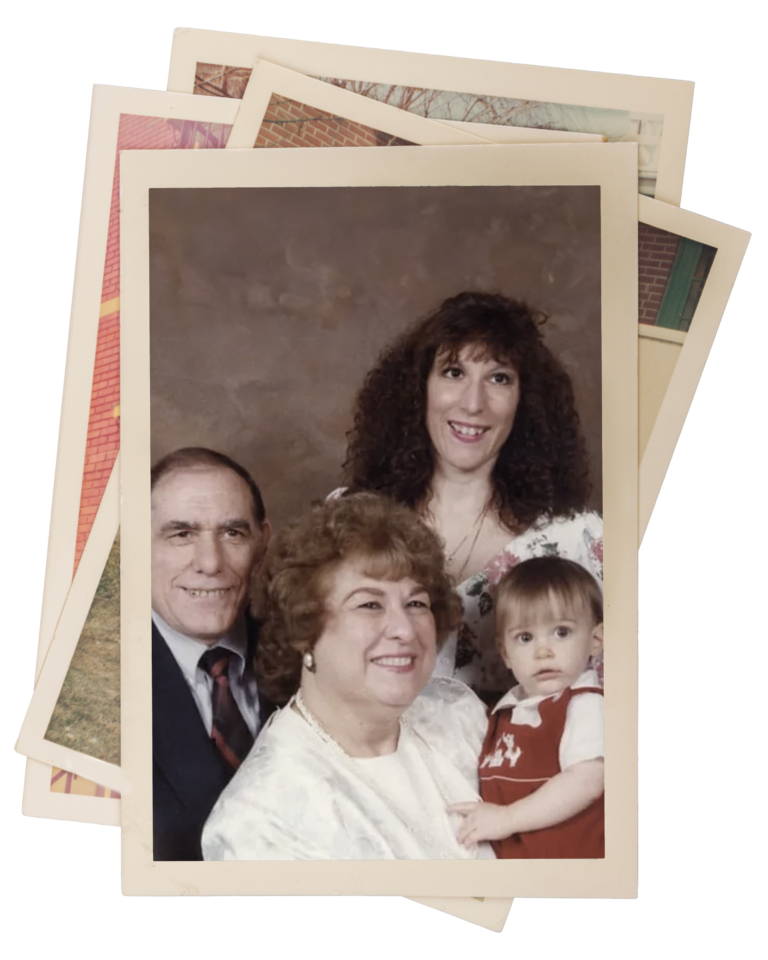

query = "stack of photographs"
[{"left": 14, "top": 35, "right": 751, "bottom": 932}]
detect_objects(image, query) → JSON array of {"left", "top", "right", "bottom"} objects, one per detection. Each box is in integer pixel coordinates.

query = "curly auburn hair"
[
  {"left": 343, "top": 291, "right": 592, "bottom": 530},
  {"left": 253, "top": 493, "right": 463, "bottom": 706}
]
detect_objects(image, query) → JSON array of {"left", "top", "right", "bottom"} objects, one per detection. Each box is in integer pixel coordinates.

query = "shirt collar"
[
  {"left": 152, "top": 610, "right": 249, "bottom": 686},
  {"left": 492, "top": 667, "right": 600, "bottom": 714}
]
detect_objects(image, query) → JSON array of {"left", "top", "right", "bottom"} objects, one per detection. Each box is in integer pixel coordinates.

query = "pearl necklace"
[{"left": 292, "top": 690, "right": 476, "bottom": 859}]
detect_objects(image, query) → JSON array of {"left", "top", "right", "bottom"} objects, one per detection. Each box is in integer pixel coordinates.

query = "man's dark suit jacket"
[{"left": 152, "top": 619, "right": 272, "bottom": 861}]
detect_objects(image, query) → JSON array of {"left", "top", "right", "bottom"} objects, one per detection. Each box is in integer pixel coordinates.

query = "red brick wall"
[
  {"left": 254, "top": 96, "right": 383, "bottom": 149},
  {"left": 638, "top": 222, "right": 681, "bottom": 325},
  {"left": 99, "top": 117, "right": 179, "bottom": 304},
  {"left": 76, "top": 307, "right": 120, "bottom": 566},
  {"left": 73, "top": 114, "right": 232, "bottom": 571}
]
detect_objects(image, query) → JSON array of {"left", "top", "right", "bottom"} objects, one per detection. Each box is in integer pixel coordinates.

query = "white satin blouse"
[{"left": 202, "top": 677, "right": 495, "bottom": 861}]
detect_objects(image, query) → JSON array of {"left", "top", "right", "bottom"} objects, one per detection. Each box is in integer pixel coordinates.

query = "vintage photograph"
[
  {"left": 638, "top": 223, "right": 716, "bottom": 333},
  {"left": 249, "top": 94, "right": 418, "bottom": 147},
  {"left": 16, "top": 462, "right": 123, "bottom": 794},
  {"left": 637, "top": 221, "right": 716, "bottom": 460},
  {"left": 148, "top": 182, "right": 604, "bottom": 863},
  {"left": 44, "top": 530, "right": 121, "bottom": 768},
  {"left": 119, "top": 141, "right": 637, "bottom": 897},
  {"left": 636, "top": 195, "right": 750, "bottom": 535}
]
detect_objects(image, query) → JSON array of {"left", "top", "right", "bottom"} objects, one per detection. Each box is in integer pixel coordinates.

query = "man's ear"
[
  {"left": 591, "top": 621, "right": 604, "bottom": 657},
  {"left": 260, "top": 519, "right": 272, "bottom": 546}
]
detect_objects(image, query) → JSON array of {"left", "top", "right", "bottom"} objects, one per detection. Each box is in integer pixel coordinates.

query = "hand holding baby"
[{"left": 448, "top": 801, "right": 518, "bottom": 847}]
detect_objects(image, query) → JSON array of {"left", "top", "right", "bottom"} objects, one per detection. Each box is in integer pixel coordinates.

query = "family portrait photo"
[
  {"left": 148, "top": 179, "right": 606, "bottom": 862},
  {"left": 117, "top": 141, "right": 637, "bottom": 896}
]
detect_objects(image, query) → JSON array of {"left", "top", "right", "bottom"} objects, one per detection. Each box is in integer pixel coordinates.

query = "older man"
[{"left": 151, "top": 447, "right": 272, "bottom": 860}]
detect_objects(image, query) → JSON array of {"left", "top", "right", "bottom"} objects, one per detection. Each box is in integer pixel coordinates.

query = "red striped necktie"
[{"left": 199, "top": 647, "right": 254, "bottom": 770}]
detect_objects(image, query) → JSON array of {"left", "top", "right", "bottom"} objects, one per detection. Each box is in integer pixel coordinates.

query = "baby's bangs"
[{"left": 498, "top": 584, "right": 598, "bottom": 635}]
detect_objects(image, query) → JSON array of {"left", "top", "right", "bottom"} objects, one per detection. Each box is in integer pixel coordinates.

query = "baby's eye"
[
  {"left": 554, "top": 626, "right": 572, "bottom": 639},
  {"left": 516, "top": 632, "right": 534, "bottom": 644}
]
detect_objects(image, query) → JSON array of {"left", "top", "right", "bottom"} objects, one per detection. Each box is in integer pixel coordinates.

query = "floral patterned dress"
[{"left": 433, "top": 510, "right": 604, "bottom": 701}]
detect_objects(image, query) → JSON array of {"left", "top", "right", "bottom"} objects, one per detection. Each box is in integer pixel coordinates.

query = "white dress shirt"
[{"left": 152, "top": 611, "right": 262, "bottom": 737}]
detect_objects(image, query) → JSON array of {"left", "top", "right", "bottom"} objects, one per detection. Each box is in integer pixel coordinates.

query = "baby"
[{"left": 449, "top": 556, "right": 604, "bottom": 858}]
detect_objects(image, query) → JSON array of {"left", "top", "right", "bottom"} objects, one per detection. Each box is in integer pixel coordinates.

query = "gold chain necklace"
[{"left": 445, "top": 502, "right": 489, "bottom": 582}]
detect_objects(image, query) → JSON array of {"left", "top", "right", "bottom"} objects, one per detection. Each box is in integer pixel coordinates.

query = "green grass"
[{"left": 45, "top": 530, "right": 121, "bottom": 765}]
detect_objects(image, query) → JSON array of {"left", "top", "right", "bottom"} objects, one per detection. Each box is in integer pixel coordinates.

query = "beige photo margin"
[
  {"left": 166, "top": 26, "right": 692, "bottom": 205},
  {"left": 120, "top": 142, "right": 638, "bottom": 896}
]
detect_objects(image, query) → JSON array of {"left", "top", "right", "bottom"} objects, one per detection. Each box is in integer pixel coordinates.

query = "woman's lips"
[
  {"left": 448, "top": 420, "right": 490, "bottom": 443},
  {"left": 370, "top": 655, "right": 416, "bottom": 672}
]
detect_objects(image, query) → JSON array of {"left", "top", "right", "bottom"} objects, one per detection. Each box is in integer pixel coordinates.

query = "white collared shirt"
[{"left": 152, "top": 611, "right": 262, "bottom": 737}]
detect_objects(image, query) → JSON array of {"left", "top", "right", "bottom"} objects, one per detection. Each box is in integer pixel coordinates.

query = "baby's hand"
[{"left": 447, "top": 801, "right": 514, "bottom": 846}]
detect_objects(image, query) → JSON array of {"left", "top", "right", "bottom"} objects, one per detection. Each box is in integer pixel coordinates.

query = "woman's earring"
[{"left": 302, "top": 651, "right": 316, "bottom": 673}]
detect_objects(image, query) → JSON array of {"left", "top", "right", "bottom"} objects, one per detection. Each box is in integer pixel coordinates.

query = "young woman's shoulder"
[
  {"left": 532, "top": 508, "right": 602, "bottom": 536},
  {"left": 528, "top": 509, "right": 603, "bottom": 582}
]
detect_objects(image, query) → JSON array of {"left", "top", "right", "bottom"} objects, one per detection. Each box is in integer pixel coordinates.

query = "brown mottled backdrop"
[{"left": 150, "top": 184, "right": 602, "bottom": 531}]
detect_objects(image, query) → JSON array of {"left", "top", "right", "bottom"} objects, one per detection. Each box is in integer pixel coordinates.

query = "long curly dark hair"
[{"left": 343, "top": 291, "right": 592, "bottom": 530}]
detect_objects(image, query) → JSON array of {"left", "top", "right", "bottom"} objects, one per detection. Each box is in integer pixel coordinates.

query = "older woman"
[
  {"left": 202, "top": 494, "right": 495, "bottom": 861},
  {"left": 342, "top": 291, "right": 603, "bottom": 701}
]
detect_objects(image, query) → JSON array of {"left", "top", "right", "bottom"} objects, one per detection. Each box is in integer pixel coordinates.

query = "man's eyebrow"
[
  {"left": 157, "top": 519, "right": 253, "bottom": 534},
  {"left": 218, "top": 519, "right": 253, "bottom": 533},
  {"left": 159, "top": 520, "right": 202, "bottom": 534}
]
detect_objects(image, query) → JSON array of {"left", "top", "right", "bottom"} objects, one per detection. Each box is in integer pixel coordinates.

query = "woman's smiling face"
[
  {"left": 426, "top": 344, "right": 520, "bottom": 477},
  {"left": 310, "top": 557, "right": 438, "bottom": 716}
]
